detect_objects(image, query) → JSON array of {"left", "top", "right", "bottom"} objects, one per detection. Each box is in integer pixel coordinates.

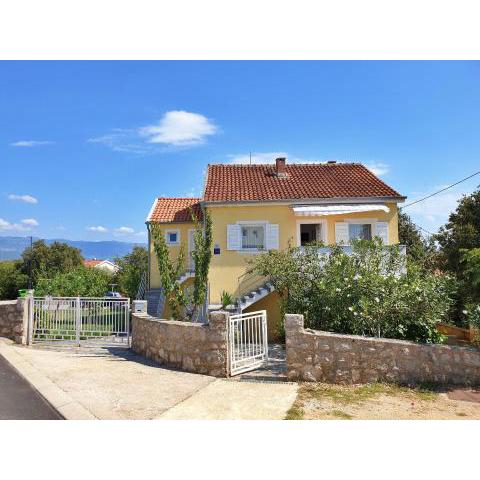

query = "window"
[
  {"left": 241, "top": 224, "right": 265, "bottom": 250},
  {"left": 165, "top": 230, "right": 180, "bottom": 245},
  {"left": 300, "top": 223, "right": 322, "bottom": 246},
  {"left": 348, "top": 223, "right": 372, "bottom": 241}
]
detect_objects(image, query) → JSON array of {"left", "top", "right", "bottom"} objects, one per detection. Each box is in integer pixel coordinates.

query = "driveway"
[{"left": 0, "top": 339, "right": 297, "bottom": 420}]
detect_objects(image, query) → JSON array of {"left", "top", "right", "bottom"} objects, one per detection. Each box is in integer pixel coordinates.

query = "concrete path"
[
  {"left": 0, "top": 355, "right": 62, "bottom": 420},
  {"left": 158, "top": 379, "right": 297, "bottom": 419},
  {"left": 0, "top": 339, "right": 297, "bottom": 420}
]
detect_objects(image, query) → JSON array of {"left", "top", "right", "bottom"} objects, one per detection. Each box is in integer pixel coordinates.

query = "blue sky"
[{"left": 1, "top": 60, "right": 480, "bottom": 242}]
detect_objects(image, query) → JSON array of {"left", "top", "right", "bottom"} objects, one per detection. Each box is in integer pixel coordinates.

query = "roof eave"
[{"left": 202, "top": 195, "right": 407, "bottom": 207}]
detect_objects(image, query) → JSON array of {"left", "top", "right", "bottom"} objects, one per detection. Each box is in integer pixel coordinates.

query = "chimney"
[{"left": 275, "top": 157, "right": 286, "bottom": 177}]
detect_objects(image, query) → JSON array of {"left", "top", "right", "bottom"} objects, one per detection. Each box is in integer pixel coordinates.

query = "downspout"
[{"left": 146, "top": 222, "right": 151, "bottom": 291}]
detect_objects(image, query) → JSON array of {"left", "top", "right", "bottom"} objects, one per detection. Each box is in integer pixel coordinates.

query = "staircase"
[
  {"left": 146, "top": 288, "right": 165, "bottom": 317},
  {"left": 236, "top": 282, "right": 275, "bottom": 311},
  {"left": 145, "top": 269, "right": 195, "bottom": 317}
]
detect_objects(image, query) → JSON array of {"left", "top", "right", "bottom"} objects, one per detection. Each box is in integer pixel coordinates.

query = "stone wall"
[
  {"left": 0, "top": 298, "right": 29, "bottom": 345},
  {"left": 131, "top": 311, "right": 229, "bottom": 377},
  {"left": 285, "top": 314, "right": 480, "bottom": 386}
]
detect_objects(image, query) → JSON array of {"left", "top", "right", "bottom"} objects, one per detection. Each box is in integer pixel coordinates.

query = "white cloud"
[
  {"left": 115, "top": 226, "right": 135, "bottom": 234},
  {"left": 10, "top": 140, "right": 54, "bottom": 147},
  {"left": 21, "top": 218, "right": 38, "bottom": 227},
  {"left": 8, "top": 194, "right": 38, "bottom": 204},
  {"left": 88, "top": 226, "right": 108, "bottom": 233},
  {"left": 0, "top": 217, "right": 38, "bottom": 231},
  {"left": 134, "top": 231, "right": 148, "bottom": 238},
  {"left": 139, "top": 111, "right": 217, "bottom": 146},
  {"left": 87, "top": 130, "right": 151, "bottom": 155},
  {"left": 364, "top": 162, "right": 389, "bottom": 177}
]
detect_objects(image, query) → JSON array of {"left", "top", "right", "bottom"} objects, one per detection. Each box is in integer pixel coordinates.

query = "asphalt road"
[{"left": 0, "top": 355, "right": 63, "bottom": 420}]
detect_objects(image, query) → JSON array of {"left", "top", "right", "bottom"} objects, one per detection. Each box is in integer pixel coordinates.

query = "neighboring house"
[
  {"left": 145, "top": 158, "right": 406, "bottom": 339},
  {"left": 83, "top": 259, "right": 119, "bottom": 274}
]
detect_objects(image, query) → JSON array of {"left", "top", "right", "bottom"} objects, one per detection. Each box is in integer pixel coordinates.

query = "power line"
[{"left": 401, "top": 169, "right": 480, "bottom": 210}]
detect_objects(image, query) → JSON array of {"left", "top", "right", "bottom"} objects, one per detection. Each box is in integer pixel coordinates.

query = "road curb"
[{"left": 0, "top": 338, "right": 97, "bottom": 420}]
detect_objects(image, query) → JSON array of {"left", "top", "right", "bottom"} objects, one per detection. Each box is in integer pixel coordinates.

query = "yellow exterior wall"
[
  {"left": 244, "top": 291, "right": 283, "bottom": 342},
  {"left": 148, "top": 202, "right": 400, "bottom": 333},
  {"left": 149, "top": 222, "right": 194, "bottom": 289},
  {"left": 206, "top": 202, "right": 399, "bottom": 304}
]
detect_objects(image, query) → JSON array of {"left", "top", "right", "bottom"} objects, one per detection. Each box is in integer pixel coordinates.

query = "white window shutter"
[
  {"left": 335, "top": 222, "right": 349, "bottom": 244},
  {"left": 227, "top": 224, "right": 241, "bottom": 250},
  {"left": 266, "top": 224, "right": 280, "bottom": 250},
  {"left": 375, "top": 222, "right": 389, "bottom": 245}
]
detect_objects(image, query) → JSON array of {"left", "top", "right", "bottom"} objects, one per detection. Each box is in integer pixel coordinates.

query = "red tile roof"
[
  {"left": 148, "top": 197, "right": 203, "bottom": 223},
  {"left": 203, "top": 163, "right": 404, "bottom": 202},
  {"left": 84, "top": 260, "right": 103, "bottom": 267}
]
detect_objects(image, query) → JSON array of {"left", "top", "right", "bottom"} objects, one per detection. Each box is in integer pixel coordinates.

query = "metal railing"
[
  {"left": 30, "top": 296, "right": 131, "bottom": 346},
  {"left": 228, "top": 310, "right": 268, "bottom": 376},
  {"left": 236, "top": 270, "right": 269, "bottom": 305}
]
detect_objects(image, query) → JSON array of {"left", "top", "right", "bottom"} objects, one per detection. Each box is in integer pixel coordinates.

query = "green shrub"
[
  {"left": 35, "top": 267, "right": 113, "bottom": 297},
  {"left": 251, "top": 239, "right": 453, "bottom": 343}
]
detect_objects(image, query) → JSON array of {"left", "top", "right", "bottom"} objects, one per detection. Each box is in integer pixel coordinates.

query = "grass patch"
[
  {"left": 329, "top": 409, "right": 353, "bottom": 419},
  {"left": 297, "top": 382, "right": 437, "bottom": 406},
  {"left": 285, "top": 404, "right": 304, "bottom": 420},
  {"left": 286, "top": 382, "right": 439, "bottom": 420}
]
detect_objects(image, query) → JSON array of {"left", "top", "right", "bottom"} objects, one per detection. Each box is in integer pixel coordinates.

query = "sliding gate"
[
  {"left": 228, "top": 310, "right": 268, "bottom": 376},
  {"left": 29, "top": 296, "right": 130, "bottom": 346}
]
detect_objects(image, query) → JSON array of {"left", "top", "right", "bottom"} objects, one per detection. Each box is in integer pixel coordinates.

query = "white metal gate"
[
  {"left": 29, "top": 296, "right": 131, "bottom": 346},
  {"left": 228, "top": 310, "right": 268, "bottom": 376}
]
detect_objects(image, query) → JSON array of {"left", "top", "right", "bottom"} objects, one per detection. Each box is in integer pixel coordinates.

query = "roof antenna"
[{"left": 249, "top": 152, "right": 252, "bottom": 165}]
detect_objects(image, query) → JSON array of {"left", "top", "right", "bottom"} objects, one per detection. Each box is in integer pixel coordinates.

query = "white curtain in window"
[
  {"left": 348, "top": 224, "right": 372, "bottom": 241},
  {"left": 241, "top": 225, "right": 265, "bottom": 249}
]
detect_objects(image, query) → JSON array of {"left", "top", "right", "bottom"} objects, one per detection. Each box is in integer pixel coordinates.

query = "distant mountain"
[{"left": 0, "top": 236, "right": 146, "bottom": 261}]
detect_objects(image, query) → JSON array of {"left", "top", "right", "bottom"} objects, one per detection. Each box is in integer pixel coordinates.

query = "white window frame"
[
  {"left": 165, "top": 229, "right": 180, "bottom": 246},
  {"left": 296, "top": 219, "right": 327, "bottom": 246},
  {"left": 237, "top": 221, "right": 267, "bottom": 253}
]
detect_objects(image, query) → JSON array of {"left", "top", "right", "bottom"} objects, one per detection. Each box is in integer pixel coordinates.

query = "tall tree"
[
  {"left": 115, "top": 246, "right": 148, "bottom": 299},
  {"left": 19, "top": 240, "right": 84, "bottom": 284},
  {"left": 436, "top": 189, "right": 480, "bottom": 273},
  {"left": 435, "top": 189, "right": 480, "bottom": 325},
  {"left": 0, "top": 261, "right": 28, "bottom": 300},
  {"left": 398, "top": 211, "right": 437, "bottom": 270}
]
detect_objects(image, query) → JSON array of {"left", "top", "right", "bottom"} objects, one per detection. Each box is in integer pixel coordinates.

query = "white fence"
[
  {"left": 228, "top": 310, "right": 268, "bottom": 376},
  {"left": 29, "top": 296, "right": 130, "bottom": 346}
]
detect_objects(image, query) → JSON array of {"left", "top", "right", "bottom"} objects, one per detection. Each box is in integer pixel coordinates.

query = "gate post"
[
  {"left": 75, "top": 296, "right": 81, "bottom": 346},
  {"left": 27, "top": 293, "right": 34, "bottom": 346}
]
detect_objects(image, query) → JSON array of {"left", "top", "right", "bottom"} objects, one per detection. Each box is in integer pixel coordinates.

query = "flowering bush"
[{"left": 251, "top": 239, "right": 453, "bottom": 343}]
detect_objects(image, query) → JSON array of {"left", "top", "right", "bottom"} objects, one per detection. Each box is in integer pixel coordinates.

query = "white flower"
[
  {"left": 348, "top": 306, "right": 354, "bottom": 311},
  {"left": 375, "top": 297, "right": 380, "bottom": 303},
  {"left": 336, "top": 288, "right": 341, "bottom": 292}
]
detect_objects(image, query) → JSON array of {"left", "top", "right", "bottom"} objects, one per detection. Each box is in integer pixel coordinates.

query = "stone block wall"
[
  {"left": 131, "top": 311, "right": 229, "bottom": 377},
  {"left": 285, "top": 314, "right": 480, "bottom": 386},
  {"left": 0, "top": 298, "right": 29, "bottom": 345}
]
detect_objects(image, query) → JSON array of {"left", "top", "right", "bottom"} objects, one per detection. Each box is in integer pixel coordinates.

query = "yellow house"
[{"left": 145, "top": 158, "right": 406, "bottom": 339}]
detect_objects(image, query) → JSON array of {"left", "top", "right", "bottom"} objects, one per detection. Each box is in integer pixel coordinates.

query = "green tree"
[
  {"left": 0, "top": 261, "right": 28, "bottom": 300},
  {"left": 115, "top": 246, "right": 148, "bottom": 299},
  {"left": 398, "top": 211, "right": 438, "bottom": 270},
  {"left": 35, "top": 267, "right": 113, "bottom": 297},
  {"left": 435, "top": 189, "right": 480, "bottom": 325},
  {"left": 436, "top": 189, "right": 480, "bottom": 273},
  {"left": 460, "top": 248, "right": 480, "bottom": 299},
  {"left": 19, "top": 240, "right": 84, "bottom": 284},
  {"left": 150, "top": 209, "right": 213, "bottom": 321},
  {"left": 150, "top": 224, "right": 186, "bottom": 320}
]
